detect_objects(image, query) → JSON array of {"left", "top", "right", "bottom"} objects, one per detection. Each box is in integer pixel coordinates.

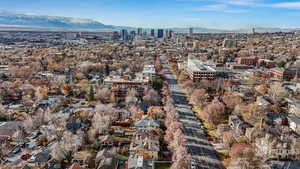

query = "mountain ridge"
[{"left": 0, "top": 12, "right": 297, "bottom": 33}]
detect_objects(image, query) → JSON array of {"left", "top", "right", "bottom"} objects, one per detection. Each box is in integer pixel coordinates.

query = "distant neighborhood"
[{"left": 0, "top": 28, "right": 299, "bottom": 169}]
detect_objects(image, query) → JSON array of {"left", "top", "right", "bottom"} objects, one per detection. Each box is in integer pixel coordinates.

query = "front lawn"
[{"left": 155, "top": 163, "right": 171, "bottom": 169}]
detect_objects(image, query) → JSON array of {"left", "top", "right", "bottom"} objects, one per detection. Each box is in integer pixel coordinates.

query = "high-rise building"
[
  {"left": 130, "top": 31, "right": 136, "bottom": 40},
  {"left": 111, "top": 31, "right": 120, "bottom": 41},
  {"left": 189, "top": 27, "right": 193, "bottom": 36},
  {"left": 157, "top": 29, "right": 164, "bottom": 38},
  {"left": 121, "top": 29, "right": 129, "bottom": 40},
  {"left": 150, "top": 29, "right": 155, "bottom": 37},
  {"left": 137, "top": 28, "right": 143, "bottom": 36}
]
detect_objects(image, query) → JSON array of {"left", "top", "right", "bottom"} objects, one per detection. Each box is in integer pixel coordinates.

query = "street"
[{"left": 161, "top": 55, "right": 225, "bottom": 169}]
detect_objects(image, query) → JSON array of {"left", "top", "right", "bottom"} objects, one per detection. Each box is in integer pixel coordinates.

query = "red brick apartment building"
[
  {"left": 236, "top": 57, "right": 259, "bottom": 66},
  {"left": 271, "top": 68, "right": 300, "bottom": 80}
]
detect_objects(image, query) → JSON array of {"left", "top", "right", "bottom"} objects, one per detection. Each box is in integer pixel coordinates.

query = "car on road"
[
  {"left": 31, "top": 131, "right": 42, "bottom": 139},
  {"left": 21, "top": 153, "right": 31, "bottom": 160},
  {"left": 11, "top": 146, "right": 21, "bottom": 154}
]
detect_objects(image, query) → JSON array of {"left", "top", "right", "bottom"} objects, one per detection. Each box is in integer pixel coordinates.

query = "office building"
[
  {"left": 130, "top": 31, "right": 136, "bottom": 40},
  {"left": 189, "top": 28, "right": 193, "bottom": 36},
  {"left": 121, "top": 29, "right": 129, "bottom": 41},
  {"left": 137, "top": 28, "right": 143, "bottom": 36},
  {"left": 157, "top": 29, "right": 164, "bottom": 38},
  {"left": 150, "top": 29, "right": 155, "bottom": 37},
  {"left": 111, "top": 31, "right": 120, "bottom": 41}
]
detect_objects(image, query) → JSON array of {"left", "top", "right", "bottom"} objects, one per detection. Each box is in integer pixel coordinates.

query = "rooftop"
[{"left": 187, "top": 59, "right": 216, "bottom": 72}]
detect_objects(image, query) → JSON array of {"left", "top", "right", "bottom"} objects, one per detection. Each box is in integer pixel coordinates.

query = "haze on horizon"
[{"left": 1, "top": 0, "right": 300, "bottom": 29}]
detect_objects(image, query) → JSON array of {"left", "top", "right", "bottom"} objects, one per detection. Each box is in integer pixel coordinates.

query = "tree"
[
  {"left": 268, "top": 82, "right": 288, "bottom": 103},
  {"left": 23, "top": 115, "right": 34, "bottom": 133},
  {"left": 91, "top": 104, "right": 117, "bottom": 135},
  {"left": 147, "top": 106, "right": 164, "bottom": 119},
  {"left": 130, "top": 106, "right": 144, "bottom": 120},
  {"left": 95, "top": 87, "right": 111, "bottom": 103},
  {"left": 277, "top": 60, "right": 286, "bottom": 68},
  {"left": 35, "top": 86, "right": 48, "bottom": 101},
  {"left": 88, "top": 85, "right": 95, "bottom": 101},
  {"left": 171, "top": 145, "right": 191, "bottom": 169},
  {"left": 256, "top": 84, "right": 268, "bottom": 95},
  {"left": 51, "top": 142, "right": 68, "bottom": 162},
  {"left": 152, "top": 78, "right": 163, "bottom": 91},
  {"left": 62, "top": 84, "right": 73, "bottom": 96},
  {"left": 203, "top": 102, "right": 226, "bottom": 128},
  {"left": 170, "top": 129, "right": 186, "bottom": 150},
  {"left": 190, "top": 88, "right": 207, "bottom": 108},
  {"left": 222, "top": 92, "right": 243, "bottom": 110},
  {"left": 182, "top": 80, "right": 196, "bottom": 95},
  {"left": 143, "top": 89, "right": 160, "bottom": 106},
  {"left": 165, "top": 121, "right": 182, "bottom": 144},
  {"left": 125, "top": 88, "right": 138, "bottom": 105}
]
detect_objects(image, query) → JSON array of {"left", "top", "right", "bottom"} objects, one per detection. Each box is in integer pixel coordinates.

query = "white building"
[
  {"left": 186, "top": 58, "right": 217, "bottom": 81},
  {"left": 142, "top": 65, "right": 156, "bottom": 80}
]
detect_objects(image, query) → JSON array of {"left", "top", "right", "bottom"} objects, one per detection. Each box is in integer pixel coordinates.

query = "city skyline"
[{"left": 1, "top": 0, "right": 300, "bottom": 29}]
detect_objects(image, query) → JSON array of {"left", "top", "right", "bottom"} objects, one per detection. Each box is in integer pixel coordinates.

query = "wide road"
[{"left": 161, "top": 55, "right": 225, "bottom": 169}]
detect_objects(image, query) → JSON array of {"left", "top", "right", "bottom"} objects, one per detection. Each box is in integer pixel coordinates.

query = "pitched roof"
[{"left": 68, "top": 163, "right": 85, "bottom": 169}]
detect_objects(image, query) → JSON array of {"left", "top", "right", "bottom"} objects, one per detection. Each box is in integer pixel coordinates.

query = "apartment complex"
[
  {"left": 104, "top": 75, "right": 149, "bottom": 102},
  {"left": 271, "top": 68, "right": 300, "bottom": 80}
]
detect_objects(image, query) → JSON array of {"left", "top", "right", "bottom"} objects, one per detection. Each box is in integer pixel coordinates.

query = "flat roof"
[{"left": 188, "top": 59, "right": 216, "bottom": 72}]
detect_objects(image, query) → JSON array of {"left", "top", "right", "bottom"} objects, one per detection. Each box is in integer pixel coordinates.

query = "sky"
[{"left": 0, "top": 0, "right": 300, "bottom": 29}]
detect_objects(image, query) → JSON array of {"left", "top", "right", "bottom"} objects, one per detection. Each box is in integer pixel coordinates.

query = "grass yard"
[
  {"left": 155, "top": 163, "right": 171, "bottom": 169},
  {"left": 119, "top": 154, "right": 129, "bottom": 161}
]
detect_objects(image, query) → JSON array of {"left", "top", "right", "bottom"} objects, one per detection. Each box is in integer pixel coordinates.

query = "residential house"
[
  {"left": 68, "top": 163, "right": 85, "bottom": 169},
  {"left": 128, "top": 155, "right": 153, "bottom": 169},
  {"left": 134, "top": 119, "right": 160, "bottom": 130},
  {"left": 28, "top": 150, "right": 51, "bottom": 167},
  {"left": 0, "top": 121, "right": 23, "bottom": 141},
  {"left": 130, "top": 137, "right": 160, "bottom": 160},
  {"left": 228, "top": 115, "right": 251, "bottom": 136},
  {"left": 255, "top": 133, "right": 300, "bottom": 160},
  {"left": 256, "top": 96, "right": 272, "bottom": 108},
  {"left": 288, "top": 116, "right": 300, "bottom": 134},
  {"left": 95, "top": 147, "right": 118, "bottom": 169},
  {"left": 99, "top": 135, "right": 115, "bottom": 148},
  {"left": 72, "top": 151, "right": 93, "bottom": 168}
]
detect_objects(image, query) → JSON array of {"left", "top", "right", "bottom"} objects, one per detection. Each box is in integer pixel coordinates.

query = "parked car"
[
  {"left": 11, "top": 146, "right": 21, "bottom": 154},
  {"left": 21, "top": 153, "right": 31, "bottom": 160},
  {"left": 31, "top": 131, "right": 42, "bottom": 139},
  {"left": 27, "top": 155, "right": 36, "bottom": 163}
]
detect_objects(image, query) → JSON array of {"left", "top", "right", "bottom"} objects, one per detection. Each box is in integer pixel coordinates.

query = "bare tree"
[
  {"left": 222, "top": 92, "right": 243, "bottom": 110},
  {"left": 95, "top": 87, "right": 111, "bottom": 103},
  {"left": 35, "top": 86, "right": 48, "bottom": 101},
  {"left": 171, "top": 145, "right": 191, "bottom": 169},
  {"left": 268, "top": 82, "right": 288, "bottom": 103},
  {"left": 125, "top": 88, "right": 138, "bottom": 105},
  {"left": 203, "top": 102, "right": 226, "bottom": 128},
  {"left": 51, "top": 142, "right": 68, "bottom": 162},
  {"left": 190, "top": 88, "right": 207, "bottom": 108},
  {"left": 143, "top": 88, "right": 160, "bottom": 106}
]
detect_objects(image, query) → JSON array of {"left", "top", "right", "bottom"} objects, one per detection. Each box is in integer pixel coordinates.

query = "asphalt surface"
[{"left": 161, "top": 55, "right": 226, "bottom": 169}]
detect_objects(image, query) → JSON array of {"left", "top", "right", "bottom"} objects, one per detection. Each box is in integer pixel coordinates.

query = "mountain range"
[{"left": 0, "top": 11, "right": 298, "bottom": 33}]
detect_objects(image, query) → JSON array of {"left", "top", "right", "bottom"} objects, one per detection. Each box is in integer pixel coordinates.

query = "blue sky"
[{"left": 1, "top": 0, "right": 300, "bottom": 29}]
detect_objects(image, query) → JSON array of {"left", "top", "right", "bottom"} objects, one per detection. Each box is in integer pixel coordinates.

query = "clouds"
[
  {"left": 194, "top": 4, "right": 250, "bottom": 13},
  {"left": 179, "top": 0, "right": 300, "bottom": 13},
  {"left": 269, "top": 2, "right": 300, "bottom": 9}
]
